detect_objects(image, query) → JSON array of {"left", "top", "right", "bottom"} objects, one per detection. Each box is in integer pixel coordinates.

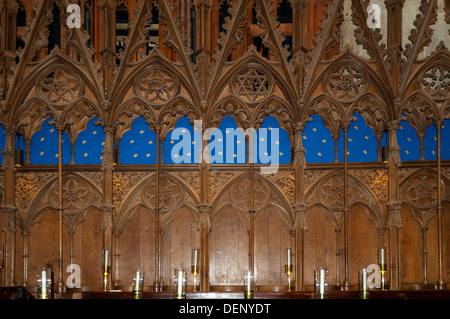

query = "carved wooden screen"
[{"left": 0, "top": 0, "right": 449, "bottom": 293}]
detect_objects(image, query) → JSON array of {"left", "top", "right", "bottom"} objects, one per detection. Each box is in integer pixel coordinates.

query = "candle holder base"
[
  {"left": 37, "top": 293, "right": 50, "bottom": 299},
  {"left": 174, "top": 293, "right": 186, "bottom": 299},
  {"left": 132, "top": 292, "right": 142, "bottom": 299},
  {"left": 244, "top": 291, "right": 253, "bottom": 299},
  {"left": 315, "top": 293, "right": 327, "bottom": 299},
  {"left": 359, "top": 291, "right": 369, "bottom": 299}
]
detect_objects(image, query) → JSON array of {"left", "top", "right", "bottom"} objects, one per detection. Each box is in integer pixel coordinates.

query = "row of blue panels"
[{"left": 1, "top": 114, "right": 449, "bottom": 165}]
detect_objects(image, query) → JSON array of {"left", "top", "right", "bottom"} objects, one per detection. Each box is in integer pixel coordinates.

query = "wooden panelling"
[{"left": 209, "top": 206, "right": 249, "bottom": 286}]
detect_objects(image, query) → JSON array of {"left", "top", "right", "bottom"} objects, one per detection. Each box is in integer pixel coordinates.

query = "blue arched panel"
[
  {"left": 31, "top": 118, "right": 71, "bottom": 164},
  {"left": 423, "top": 123, "right": 437, "bottom": 160},
  {"left": 165, "top": 116, "right": 200, "bottom": 164},
  {"left": 303, "top": 114, "right": 335, "bottom": 163},
  {"left": 254, "top": 115, "right": 291, "bottom": 164},
  {"left": 342, "top": 113, "right": 378, "bottom": 163},
  {"left": 397, "top": 117, "right": 420, "bottom": 161},
  {"left": 74, "top": 117, "right": 105, "bottom": 164},
  {"left": 205, "top": 116, "right": 246, "bottom": 164},
  {"left": 0, "top": 125, "right": 5, "bottom": 164},
  {"left": 120, "top": 117, "right": 157, "bottom": 164},
  {"left": 442, "top": 119, "right": 450, "bottom": 160}
]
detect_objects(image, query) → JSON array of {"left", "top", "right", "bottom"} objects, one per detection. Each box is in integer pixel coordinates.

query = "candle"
[
  {"left": 104, "top": 249, "right": 109, "bottom": 274},
  {"left": 177, "top": 269, "right": 183, "bottom": 296},
  {"left": 193, "top": 249, "right": 198, "bottom": 267},
  {"left": 135, "top": 269, "right": 140, "bottom": 291},
  {"left": 319, "top": 268, "right": 325, "bottom": 295},
  {"left": 361, "top": 269, "right": 367, "bottom": 290},
  {"left": 41, "top": 270, "right": 47, "bottom": 294},
  {"left": 286, "top": 248, "right": 291, "bottom": 266},
  {"left": 380, "top": 247, "right": 385, "bottom": 265}
]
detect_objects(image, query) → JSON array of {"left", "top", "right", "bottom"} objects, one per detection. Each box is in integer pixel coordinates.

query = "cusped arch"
[
  {"left": 252, "top": 95, "right": 296, "bottom": 135},
  {"left": 115, "top": 171, "right": 200, "bottom": 233},
  {"left": 306, "top": 169, "right": 383, "bottom": 231},
  {"left": 349, "top": 91, "right": 392, "bottom": 132},
  {"left": 305, "top": 50, "right": 395, "bottom": 107},
  {"left": 8, "top": 52, "right": 104, "bottom": 122},
  {"left": 208, "top": 51, "right": 297, "bottom": 110},
  {"left": 206, "top": 95, "right": 252, "bottom": 130},
  {"left": 114, "top": 97, "right": 158, "bottom": 138},
  {"left": 110, "top": 54, "right": 201, "bottom": 119},
  {"left": 399, "top": 91, "right": 440, "bottom": 122},
  {"left": 22, "top": 172, "right": 104, "bottom": 234},
  {"left": 303, "top": 94, "right": 346, "bottom": 139},
  {"left": 210, "top": 171, "right": 294, "bottom": 229}
]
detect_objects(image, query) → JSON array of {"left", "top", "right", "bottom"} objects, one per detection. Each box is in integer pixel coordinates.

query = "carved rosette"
[
  {"left": 230, "top": 177, "right": 269, "bottom": 211},
  {"left": 231, "top": 66, "right": 273, "bottom": 105},
  {"left": 142, "top": 175, "right": 183, "bottom": 212},
  {"left": 325, "top": 62, "right": 368, "bottom": 103},
  {"left": 37, "top": 67, "right": 83, "bottom": 107},
  {"left": 420, "top": 64, "right": 450, "bottom": 100},
  {"left": 135, "top": 67, "right": 179, "bottom": 106}
]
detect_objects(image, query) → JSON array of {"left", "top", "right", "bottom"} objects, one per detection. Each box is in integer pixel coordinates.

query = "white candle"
[
  {"left": 319, "top": 268, "right": 325, "bottom": 295},
  {"left": 177, "top": 269, "right": 184, "bottom": 296},
  {"left": 135, "top": 269, "right": 140, "bottom": 291},
  {"left": 246, "top": 269, "right": 252, "bottom": 292},
  {"left": 362, "top": 269, "right": 367, "bottom": 291},
  {"left": 380, "top": 248, "right": 385, "bottom": 265},
  {"left": 41, "top": 270, "right": 47, "bottom": 294},
  {"left": 193, "top": 250, "right": 198, "bottom": 267},
  {"left": 104, "top": 249, "right": 109, "bottom": 273},
  {"left": 286, "top": 248, "right": 291, "bottom": 265}
]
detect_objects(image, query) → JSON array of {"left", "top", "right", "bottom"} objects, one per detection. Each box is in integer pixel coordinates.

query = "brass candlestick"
[
  {"left": 284, "top": 248, "right": 293, "bottom": 291},
  {"left": 37, "top": 268, "right": 52, "bottom": 299},
  {"left": 359, "top": 268, "right": 369, "bottom": 299},
  {"left": 379, "top": 247, "right": 387, "bottom": 290},
  {"left": 132, "top": 269, "right": 144, "bottom": 299},
  {"left": 191, "top": 249, "right": 199, "bottom": 292},
  {"left": 314, "top": 268, "right": 328, "bottom": 299},
  {"left": 244, "top": 269, "right": 254, "bottom": 299},
  {"left": 102, "top": 249, "right": 111, "bottom": 292},
  {"left": 174, "top": 268, "right": 187, "bottom": 299}
]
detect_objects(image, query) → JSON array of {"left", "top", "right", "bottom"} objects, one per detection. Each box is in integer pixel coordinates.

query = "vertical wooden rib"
[
  {"left": 155, "top": 126, "right": 161, "bottom": 291},
  {"left": 57, "top": 127, "right": 64, "bottom": 292},
  {"left": 343, "top": 125, "right": 349, "bottom": 289}
]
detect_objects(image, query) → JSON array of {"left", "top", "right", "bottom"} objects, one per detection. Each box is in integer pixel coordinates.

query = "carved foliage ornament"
[
  {"left": 37, "top": 68, "right": 83, "bottom": 106},
  {"left": 135, "top": 68, "right": 179, "bottom": 105},
  {"left": 231, "top": 66, "right": 273, "bottom": 104},
  {"left": 325, "top": 62, "right": 367, "bottom": 102},
  {"left": 421, "top": 64, "right": 450, "bottom": 100}
]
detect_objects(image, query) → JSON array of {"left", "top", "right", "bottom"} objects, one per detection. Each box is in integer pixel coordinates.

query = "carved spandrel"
[
  {"left": 113, "top": 171, "right": 149, "bottom": 206},
  {"left": 349, "top": 169, "right": 388, "bottom": 204},
  {"left": 14, "top": 172, "right": 56, "bottom": 213}
]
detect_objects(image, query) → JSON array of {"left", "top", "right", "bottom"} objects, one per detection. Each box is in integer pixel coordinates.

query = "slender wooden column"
[
  {"left": 248, "top": 126, "right": 255, "bottom": 270},
  {"left": 22, "top": 231, "right": 30, "bottom": 287},
  {"left": 154, "top": 126, "right": 161, "bottom": 291},
  {"left": 198, "top": 202, "right": 210, "bottom": 291},
  {"left": 435, "top": 120, "right": 445, "bottom": 289},
  {"left": 1, "top": 125, "right": 17, "bottom": 287},
  {"left": 385, "top": 0, "right": 404, "bottom": 289},
  {"left": 386, "top": 120, "right": 402, "bottom": 290},
  {"left": 198, "top": 118, "right": 211, "bottom": 291},
  {"left": 101, "top": 124, "right": 115, "bottom": 285},
  {"left": 292, "top": 122, "right": 306, "bottom": 291},
  {"left": 342, "top": 123, "right": 350, "bottom": 290},
  {"left": 55, "top": 124, "right": 65, "bottom": 293}
]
